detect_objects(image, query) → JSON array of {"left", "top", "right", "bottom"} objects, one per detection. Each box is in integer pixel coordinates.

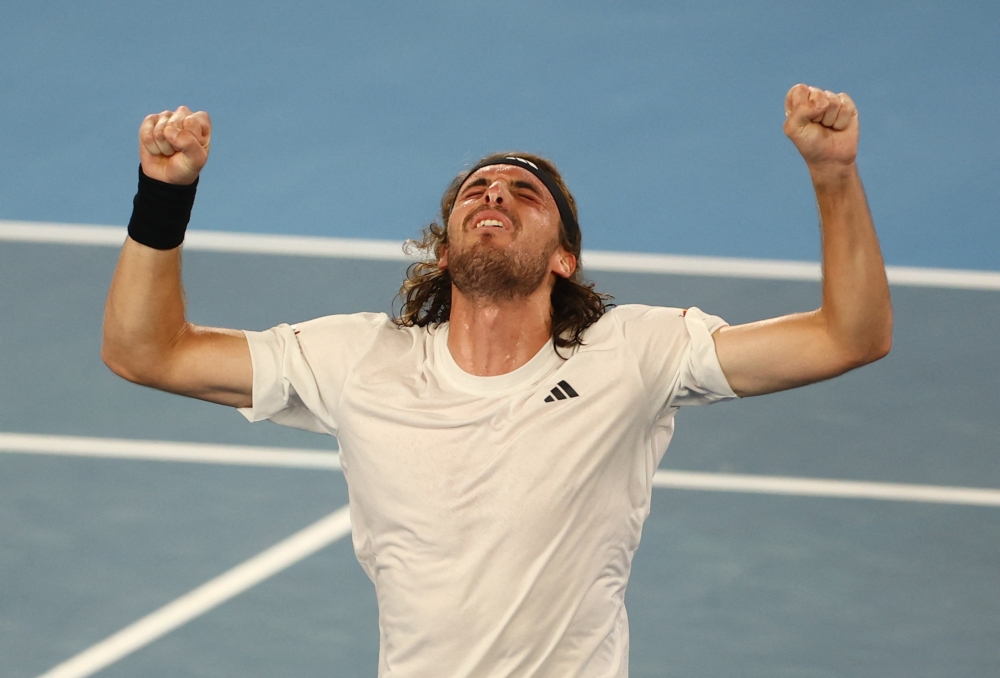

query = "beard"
[{"left": 448, "top": 237, "right": 557, "bottom": 303}]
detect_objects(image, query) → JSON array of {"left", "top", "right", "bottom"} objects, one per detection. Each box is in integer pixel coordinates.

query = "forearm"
[{"left": 811, "top": 162, "right": 892, "bottom": 364}]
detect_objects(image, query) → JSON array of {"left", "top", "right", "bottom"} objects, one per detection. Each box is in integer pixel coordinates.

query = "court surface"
[{"left": 1, "top": 228, "right": 998, "bottom": 678}]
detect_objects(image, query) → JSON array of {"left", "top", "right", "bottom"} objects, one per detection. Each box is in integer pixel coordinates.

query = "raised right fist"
[{"left": 138, "top": 106, "right": 211, "bottom": 185}]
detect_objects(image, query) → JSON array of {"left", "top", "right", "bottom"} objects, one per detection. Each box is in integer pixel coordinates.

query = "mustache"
[{"left": 462, "top": 205, "right": 520, "bottom": 232}]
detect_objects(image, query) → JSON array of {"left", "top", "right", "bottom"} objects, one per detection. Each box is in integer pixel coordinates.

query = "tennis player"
[{"left": 102, "top": 84, "right": 892, "bottom": 677}]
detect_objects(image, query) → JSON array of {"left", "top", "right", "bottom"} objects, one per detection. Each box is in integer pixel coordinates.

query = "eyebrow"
[
  {"left": 460, "top": 177, "right": 545, "bottom": 198},
  {"left": 511, "top": 179, "right": 544, "bottom": 196},
  {"left": 460, "top": 178, "right": 489, "bottom": 193}
]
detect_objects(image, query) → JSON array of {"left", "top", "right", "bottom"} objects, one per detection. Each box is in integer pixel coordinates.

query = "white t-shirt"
[{"left": 239, "top": 304, "right": 736, "bottom": 678}]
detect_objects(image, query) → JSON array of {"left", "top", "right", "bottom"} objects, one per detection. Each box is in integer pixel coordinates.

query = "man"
[{"left": 102, "top": 84, "right": 892, "bottom": 677}]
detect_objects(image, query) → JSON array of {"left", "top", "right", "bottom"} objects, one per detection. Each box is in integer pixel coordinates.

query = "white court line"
[
  {"left": 0, "top": 220, "right": 409, "bottom": 261},
  {"left": 652, "top": 470, "right": 1000, "bottom": 507},
  {"left": 36, "top": 505, "right": 352, "bottom": 678},
  {"left": 2, "top": 220, "right": 999, "bottom": 290},
  {"left": 5, "top": 432, "right": 1000, "bottom": 507},
  {"left": 0, "top": 432, "right": 340, "bottom": 470}
]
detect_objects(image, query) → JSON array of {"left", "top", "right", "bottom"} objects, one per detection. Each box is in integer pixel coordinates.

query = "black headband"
[{"left": 462, "top": 156, "right": 581, "bottom": 256}]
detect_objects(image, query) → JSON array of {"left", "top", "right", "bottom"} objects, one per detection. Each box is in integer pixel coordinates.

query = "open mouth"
[{"left": 474, "top": 219, "right": 506, "bottom": 230}]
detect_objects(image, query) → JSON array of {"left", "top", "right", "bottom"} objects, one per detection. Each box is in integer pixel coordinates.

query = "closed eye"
[
  {"left": 457, "top": 177, "right": 546, "bottom": 204},
  {"left": 459, "top": 178, "right": 488, "bottom": 200},
  {"left": 511, "top": 180, "right": 544, "bottom": 202}
]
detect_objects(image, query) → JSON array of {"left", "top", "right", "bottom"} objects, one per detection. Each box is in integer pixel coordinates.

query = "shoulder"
[
  {"left": 571, "top": 305, "right": 686, "bottom": 355},
  {"left": 589, "top": 304, "right": 689, "bottom": 340},
  {"left": 586, "top": 305, "right": 728, "bottom": 361},
  {"left": 607, "top": 304, "right": 687, "bottom": 325},
  {"left": 293, "top": 311, "right": 436, "bottom": 354},
  {"left": 293, "top": 311, "right": 392, "bottom": 336},
  {"left": 604, "top": 304, "right": 727, "bottom": 335}
]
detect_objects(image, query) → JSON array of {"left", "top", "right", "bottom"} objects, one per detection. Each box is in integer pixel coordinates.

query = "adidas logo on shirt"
[{"left": 544, "top": 380, "right": 579, "bottom": 403}]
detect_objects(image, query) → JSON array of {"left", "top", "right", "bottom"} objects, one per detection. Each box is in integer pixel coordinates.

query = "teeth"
[{"left": 475, "top": 219, "right": 504, "bottom": 229}]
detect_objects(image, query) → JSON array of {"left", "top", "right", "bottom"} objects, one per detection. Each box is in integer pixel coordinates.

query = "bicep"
[
  {"left": 149, "top": 324, "right": 253, "bottom": 408},
  {"left": 713, "top": 310, "right": 863, "bottom": 397}
]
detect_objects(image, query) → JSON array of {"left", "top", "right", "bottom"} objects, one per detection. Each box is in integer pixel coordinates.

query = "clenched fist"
[
  {"left": 784, "top": 84, "right": 858, "bottom": 169},
  {"left": 139, "top": 106, "right": 211, "bottom": 185}
]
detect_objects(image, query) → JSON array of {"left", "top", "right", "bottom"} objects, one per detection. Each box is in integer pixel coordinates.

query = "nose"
[{"left": 484, "top": 180, "right": 507, "bottom": 205}]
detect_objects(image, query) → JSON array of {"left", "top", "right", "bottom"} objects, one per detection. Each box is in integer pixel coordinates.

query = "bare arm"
[
  {"left": 102, "top": 107, "right": 253, "bottom": 408},
  {"left": 713, "top": 85, "right": 893, "bottom": 397}
]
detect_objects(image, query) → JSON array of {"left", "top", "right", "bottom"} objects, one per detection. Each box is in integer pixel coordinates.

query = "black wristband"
[{"left": 127, "top": 166, "right": 199, "bottom": 250}]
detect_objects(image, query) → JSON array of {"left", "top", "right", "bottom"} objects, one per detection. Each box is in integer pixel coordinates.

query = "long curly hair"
[{"left": 394, "top": 151, "right": 612, "bottom": 351}]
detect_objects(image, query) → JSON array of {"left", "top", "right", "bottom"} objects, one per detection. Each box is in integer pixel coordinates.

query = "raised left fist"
[{"left": 784, "top": 84, "right": 858, "bottom": 168}]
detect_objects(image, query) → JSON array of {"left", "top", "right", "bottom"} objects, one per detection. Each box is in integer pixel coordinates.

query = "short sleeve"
[
  {"left": 237, "top": 312, "right": 387, "bottom": 434},
  {"left": 671, "top": 307, "right": 738, "bottom": 407},
  {"left": 613, "top": 305, "right": 737, "bottom": 414}
]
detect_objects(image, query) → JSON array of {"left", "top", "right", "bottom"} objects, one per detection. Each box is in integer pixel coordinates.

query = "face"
[{"left": 441, "top": 164, "right": 575, "bottom": 302}]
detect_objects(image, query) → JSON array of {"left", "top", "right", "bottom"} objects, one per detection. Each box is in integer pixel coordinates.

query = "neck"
[{"left": 447, "top": 284, "right": 553, "bottom": 376}]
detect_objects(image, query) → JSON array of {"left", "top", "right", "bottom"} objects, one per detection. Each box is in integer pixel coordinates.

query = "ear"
[
  {"left": 438, "top": 245, "right": 449, "bottom": 270},
  {"left": 550, "top": 248, "right": 576, "bottom": 279}
]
